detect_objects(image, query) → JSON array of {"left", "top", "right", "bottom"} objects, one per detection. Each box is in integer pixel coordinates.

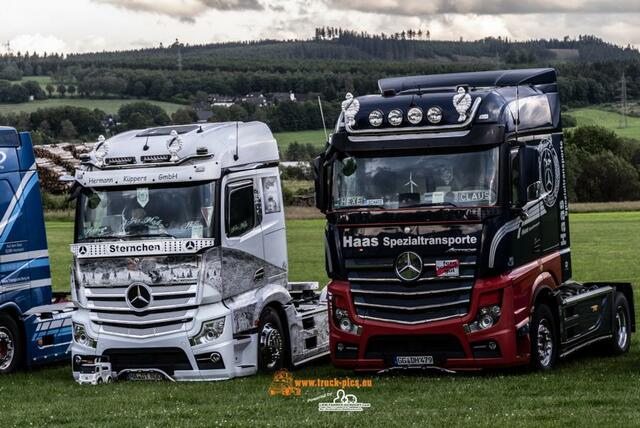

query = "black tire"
[
  {"left": 530, "top": 303, "right": 557, "bottom": 371},
  {"left": 0, "top": 313, "right": 23, "bottom": 375},
  {"left": 97, "top": 377, "right": 103, "bottom": 385},
  {"left": 258, "top": 307, "right": 288, "bottom": 373},
  {"left": 608, "top": 292, "right": 631, "bottom": 355}
]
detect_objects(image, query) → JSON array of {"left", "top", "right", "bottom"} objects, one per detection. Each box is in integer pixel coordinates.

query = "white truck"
[
  {"left": 76, "top": 357, "right": 113, "bottom": 385},
  {"left": 69, "top": 122, "right": 329, "bottom": 382}
]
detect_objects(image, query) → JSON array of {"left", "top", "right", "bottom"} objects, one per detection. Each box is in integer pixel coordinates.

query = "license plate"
[
  {"left": 394, "top": 355, "right": 434, "bottom": 366},
  {"left": 436, "top": 259, "right": 460, "bottom": 277},
  {"left": 126, "top": 371, "right": 165, "bottom": 382}
]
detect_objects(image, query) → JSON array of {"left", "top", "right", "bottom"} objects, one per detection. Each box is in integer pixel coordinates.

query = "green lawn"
[
  {"left": 4, "top": 212, "right": 640, "bottom": 427},
  {"left": 0, "top": 98, "right": 187, "bottom": 115},
  {"left": 273, "top": 129, "right": 326, "bottom": 152},
  {"left": 569, "top": 107, "right": 640, "bottom": 140}
]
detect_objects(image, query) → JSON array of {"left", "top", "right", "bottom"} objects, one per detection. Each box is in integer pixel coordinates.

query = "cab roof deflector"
[{"left": 378, "top": 68, "right": 557, "bottom": 96}]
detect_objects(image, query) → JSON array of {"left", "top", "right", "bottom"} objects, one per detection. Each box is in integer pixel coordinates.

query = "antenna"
[
  {"left": 515, "top": 84, "right": 520, "bottom": 139},
  {"left": 318, "top": 96, "right": 328, "bottom": 141},
  {"left": 233, "top": 121, "right": 239, "bottom": 161},
  {"left": 620, "top": 73, "right": 628, "bottom": 129}
]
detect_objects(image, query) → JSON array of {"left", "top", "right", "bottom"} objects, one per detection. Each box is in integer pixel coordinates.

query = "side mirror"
[
  {"left": 341, "top": 157, "right": 357, "bottom": 177},
  {"left": 526, "top": 181, "right": 542, "bottom": 202},
  {"left": 313, "top": 155, "right": 326, "bottom": 212}
]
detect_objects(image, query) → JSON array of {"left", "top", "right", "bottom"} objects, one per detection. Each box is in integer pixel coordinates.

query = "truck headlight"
[
  {"left": 73, "top": 322, "right": 97, "bottom": 348},
  {"left": 464, "top": 305, "right": 501, "bottom": 333},
  {"left": 190, "top": 317, "right": 226, "bottom": 346},
  {"left": 333, "top": 308, "right": 362, "bottom": 336}
]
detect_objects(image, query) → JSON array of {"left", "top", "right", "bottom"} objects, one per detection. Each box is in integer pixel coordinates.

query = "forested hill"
[{"left": 66, "top": 32, "right": 640, "bottom": 67}]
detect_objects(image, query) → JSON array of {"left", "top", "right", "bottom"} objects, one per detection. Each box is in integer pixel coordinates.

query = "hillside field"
[
  {"left": 13, "top": 211, "right": 640, "bottom": 427},
  {"left": 0, "top": 98, "right": 187, "bottom": 115},
  {"left": 569, "top": 107, "right": 640, "bottom": 140}
]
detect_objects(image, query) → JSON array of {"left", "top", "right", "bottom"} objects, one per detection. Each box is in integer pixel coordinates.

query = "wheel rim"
[
  {"left": 260, "top": 322, "right": 283, "bottom": 369},
  {"left": 537, "top": 319, "right": 554, "bottom": 367},
  {"left": 616, "top": 306, "right": 629, "bottom": 350},
  {"left": 0, "top": 327, "right": 15, "bottom": 371}
]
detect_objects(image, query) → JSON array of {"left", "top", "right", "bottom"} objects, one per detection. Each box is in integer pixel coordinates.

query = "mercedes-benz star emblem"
[
  {"left": 185, "top": 241, "right": 195, "bottom": 251},
  {"left": 78, "top": 246, "right": 87, "bottom": 255},
  {"left": 395, "top": 251, "right": 423, "bottom": 282},
  {"left": 126, "top": 283, "right": 153, "bottom": 311}
]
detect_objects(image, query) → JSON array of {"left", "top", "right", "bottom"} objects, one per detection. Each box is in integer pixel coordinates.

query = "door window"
[{"left": 226, "top": 181, "right": 255, "bottom": 237}]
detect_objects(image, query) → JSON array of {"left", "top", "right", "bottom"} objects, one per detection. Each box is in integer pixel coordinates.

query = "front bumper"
[
  {"left": 71, "top": 303, "right": 257, "bottom": 381},
  {"left": 329, "top": 276, "right": 531, "bottom": 371}
]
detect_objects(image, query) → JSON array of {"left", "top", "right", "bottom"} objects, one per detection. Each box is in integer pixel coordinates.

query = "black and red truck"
[{"left": 314, "top": 68, "right": 634, "bottom": 371}]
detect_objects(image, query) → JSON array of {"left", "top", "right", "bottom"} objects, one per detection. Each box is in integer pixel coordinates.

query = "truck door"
[
  {"left": 221, "top": 173, "right": 266, "bottom": 296},
  {"left": 0, "top": 175, "right": 32, "bottom": 310}
]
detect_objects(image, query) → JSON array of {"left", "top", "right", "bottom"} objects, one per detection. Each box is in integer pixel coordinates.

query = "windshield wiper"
[
  {"left": 127, "top": 232, "right": 175, "bottom": 239},
  {"left": 81, "top": 236, "right": 124, "bottom": 242},
  {"left": 402, "top": 201, "right": 459, "bottom": 208}
]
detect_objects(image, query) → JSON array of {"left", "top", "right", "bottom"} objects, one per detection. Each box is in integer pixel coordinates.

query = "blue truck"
[{"left": 0, "top": 127, "right": 73, "bottom": 374}]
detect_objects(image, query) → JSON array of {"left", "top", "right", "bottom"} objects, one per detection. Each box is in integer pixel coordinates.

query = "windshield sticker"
[
  {"left": 201, "top": 206, "right": 214, "bottom": 228},
  {"left": 431, "top": 192, "right": 444, "bottom": 203},
  {"left": 262, "top": 177, "right": 281, "bottom": 214},
  {"left": 191, "top": 223, "right": 204, "bottom": 239},
  {"left": 453, "top": 190, "right": 492, "bottom": 203},
  {"left": 136, "top": 188, "right": 149, "bottom": 207},
  {"left": 336, "top": 196, "right": 383, "bottom": 207}
]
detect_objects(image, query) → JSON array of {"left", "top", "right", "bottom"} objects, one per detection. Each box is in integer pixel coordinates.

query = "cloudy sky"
[{"left": 1, "top": 0, "right": 639, "bottom": 54}]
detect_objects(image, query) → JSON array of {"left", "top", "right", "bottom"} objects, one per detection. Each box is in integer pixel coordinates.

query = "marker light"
[
  {"left": 407, "top": 107, "right": 423, "bottom": 125},
  {"left": 388, "top": 109, "right": 403, "bottom": 126},
  {"left": 427, "top": 107, "right": 443, "bottom": 124},
  {"left": 368, "top": 110, "right": 384, "bottom": 127}
]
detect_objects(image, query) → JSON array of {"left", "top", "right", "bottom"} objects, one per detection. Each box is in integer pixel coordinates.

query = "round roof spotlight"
[
  {"left": 388, "top": 109, "right": 403, "bottom": 126},
  {"left": 407, "top": 107, "right": 423, "bottom": 125},
  {"left": 427, "top": 106, "right": 443, "bottom": 124},
  {"left": 368, "top": 110, "right": 384, "bottom": 127}
]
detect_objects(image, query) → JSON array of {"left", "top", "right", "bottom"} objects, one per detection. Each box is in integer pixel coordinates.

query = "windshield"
[
  {"left": 77, "top": 182, "right": 215, "bottom": 241},
  {"left": 332, "top": 147, "right": 499, "bottom": 210}
]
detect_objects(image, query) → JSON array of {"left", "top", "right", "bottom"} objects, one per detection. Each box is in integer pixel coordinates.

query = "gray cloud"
[
  {"left": 95, "top": 0, "right": 262, "bottom": 20},
  {"left": 325, "top": 0, "right": 640, "bottom": 15}
]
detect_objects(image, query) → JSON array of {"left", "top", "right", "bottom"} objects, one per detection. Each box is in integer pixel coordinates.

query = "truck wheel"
[
  {"left": 258, "top": 307, "right": 287, "bottom": 373},
  {"left": 530, "top": 303, "right": 557, "bottom": 370},
  {"left": 608, "top": 292, "right": 631, "bottom": 355},
  {"left": 0, "top": 313, "right": 23, "bottom": 375}
]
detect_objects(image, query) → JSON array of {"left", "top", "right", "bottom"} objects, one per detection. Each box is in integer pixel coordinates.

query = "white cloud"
[
  {"left": 94, "top": 0, "right": 262, "bottom": 20},
  {"left": 6, "top": 34, "right": 67, "bottom": 55},
  {"left": 325, "top": 0, "right": 640, "bottom": 15}
]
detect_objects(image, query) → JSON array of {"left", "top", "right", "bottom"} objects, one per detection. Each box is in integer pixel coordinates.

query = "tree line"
[{"left": 0, "top": 100, "right": 339, "bottom": 144}]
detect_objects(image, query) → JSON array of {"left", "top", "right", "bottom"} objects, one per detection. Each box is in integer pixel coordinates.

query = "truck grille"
[
  {"left": 84, "top": 282, "right": 198, "bottom": 338},
  {"left": 347, "top": 255, "right": 476, "bottom": 325}
]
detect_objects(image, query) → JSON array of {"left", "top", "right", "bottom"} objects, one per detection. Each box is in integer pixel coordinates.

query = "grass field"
[
  {"left": 570, "top": 107, "right": 640, "bottom": 140},
  {"left": 5, "top": 212, "right": 640, "bottom": 426},
  {"left": 273, "top": 129, "right": 326, "bottom": 151},
  {"left": 0, "top": 98, "right": 187, "bottom": 115}
]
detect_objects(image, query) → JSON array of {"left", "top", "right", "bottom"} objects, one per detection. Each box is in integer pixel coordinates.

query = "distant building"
[
  {"left": 295, "top": 92, "right": 321, "bottom": 102},
  {"left": 241, "top": 92, "right": 268, "bottom": 107},
  {"left": 269, "top": 91, "right": 296, "bottom": 104},
  {"left": 193, "top": 102, "right": 213, "bottom": 122},
  {"left": 208, "top": 94, "right": 236, "bottom": 107}
]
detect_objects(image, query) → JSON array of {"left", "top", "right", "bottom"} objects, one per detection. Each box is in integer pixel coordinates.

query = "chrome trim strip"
[
  {"left": 561, "top": 286, "right": 612, "bottom": 305},
  {"left": 348, "top": 275, "right": 474, "bottom": 283},
  {"left": 559, "top": 335, "right": 612, "bottom": 359},
  {"left": 354, "top": 299, "right": 470, "bottom": 311},
  {"left": 358, "top": 313, "right": 463, "bottom": 325},
  {"left": 350, "top": 286, "right": 472, "bottom": 296},
  {"left": 345, "top": 97, "right": 482, "bottom": 135}
]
